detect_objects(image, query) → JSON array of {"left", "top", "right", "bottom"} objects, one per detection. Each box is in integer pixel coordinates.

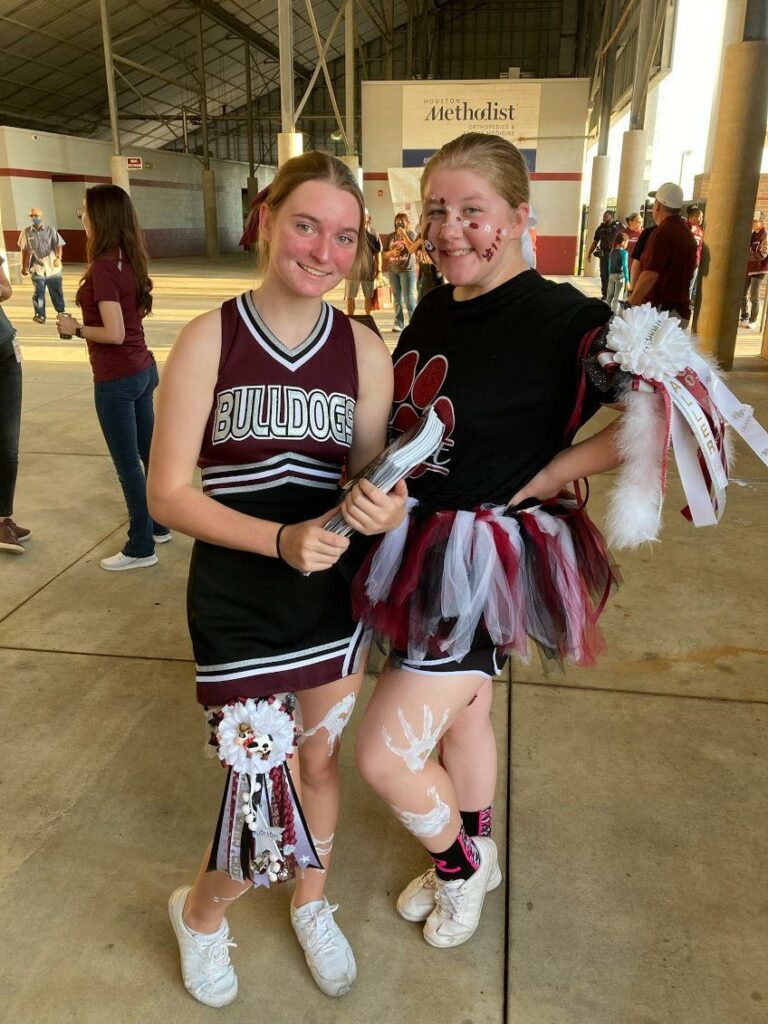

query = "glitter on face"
[
  {"left": 501, "top": 228, "right": 508, "bottom": 236},
  {"left": 462, "top": 220, "right": 470, "bottom": 227},
  {"left": 483, "top": 224, "right": 492, "bottom": 233}
]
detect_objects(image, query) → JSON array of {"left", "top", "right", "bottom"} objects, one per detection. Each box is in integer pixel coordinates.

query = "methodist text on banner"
[{"left": 401, "top": 82, "right": 541, "bottom": 170}]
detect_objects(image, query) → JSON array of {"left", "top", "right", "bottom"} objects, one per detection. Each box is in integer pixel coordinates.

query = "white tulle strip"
[
  {"left": 440, "top": 516, "right": 497, "bottom": 662},
  {"left": 365, "top": 496, "right": 419, "bottom": 603},
  {"left": 440, "top": 510, "right": 475, "bottom": 620}
]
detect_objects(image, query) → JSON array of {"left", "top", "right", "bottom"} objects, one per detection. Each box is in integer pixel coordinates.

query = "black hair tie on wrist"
[{"left": 275, "top": 523, "right": 288, "bottom": 562}]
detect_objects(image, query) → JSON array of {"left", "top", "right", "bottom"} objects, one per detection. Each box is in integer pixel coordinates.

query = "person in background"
[
  {"left": 628, "top": 220, "right": 655, "bottom": 296},
  {"left": 55, "top": 185, "right": 170, "bottom": 571},
  {"left": 605, "top": 232, "right": 630, "bottom": 312},
  {"left": 383, "top": 212, "right": 418, "bottom": 332},
  {"left": 18, "top": 207, "right": 66, "bottom": 324},
  {"left": 587, "top": 209, "right": 618, "bottom": 300},
  {"left": 520, "top": 202, "right": 538, "bottom": 270},
  {"left": 345, "top": 209, "right": 382, "bottom": 316},
  {"left": 630, "top": 182, "right": 697, "bottom": 328},
  {"left": 0, "top": 253, "right": 30, "bottom": 555},
  {"left": 623, "top": 212, "right": 643, "bottom": 257},
  {"left": 686, "top": 205, "right": 705, "bottom": 304},
  {"left": 740, "top": 211, "right": 767, "bottom": 330}
]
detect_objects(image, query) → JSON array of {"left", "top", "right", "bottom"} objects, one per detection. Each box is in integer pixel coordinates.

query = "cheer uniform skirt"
[
  {"left": 188, "top": 494, "right": 368, "bottom": 706},
  {"left": 351, "top": 495, "right": 619, "bottom": 677}
]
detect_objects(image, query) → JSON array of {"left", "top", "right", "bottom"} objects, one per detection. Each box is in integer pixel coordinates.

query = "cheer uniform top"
[
  {"left": 352, "top": 270, "right": 619, "bottom": 676},
  {"left": 188, "top": 292, "right": 367, "bottom": 706}
]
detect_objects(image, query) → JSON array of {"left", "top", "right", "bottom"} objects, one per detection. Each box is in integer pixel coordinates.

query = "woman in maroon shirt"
[{"left": 56, "top": 185, "right": 169, "bottom": 570}]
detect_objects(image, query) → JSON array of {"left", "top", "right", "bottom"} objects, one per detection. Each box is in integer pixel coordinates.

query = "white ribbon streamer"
[{"left": 688, "top": 352, "right": 768, "bottom": 468}]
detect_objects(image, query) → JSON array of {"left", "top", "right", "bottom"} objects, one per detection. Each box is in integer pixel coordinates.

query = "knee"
[
  {"left": 355, "top": 733, "right": 404, "bottom": 797},
  {"left": 297, "top": 740, "right": 339, "bottom": 788}
]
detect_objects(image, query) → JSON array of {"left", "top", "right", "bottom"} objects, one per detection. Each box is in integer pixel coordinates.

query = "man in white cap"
[
  {"left": 17, "top": 208, "right": 66, "bottom": 324},
  {"left": 630, "top": 182, "right": 697, "bottom": 327}
]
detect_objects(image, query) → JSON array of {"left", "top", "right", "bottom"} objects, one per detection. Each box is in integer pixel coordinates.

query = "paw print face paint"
[
  {"left": 482, "top": 227, "right": 504, "bottom": 262},
  {"left": 391, "top": 352, "right": 455, "bottom": 477}
]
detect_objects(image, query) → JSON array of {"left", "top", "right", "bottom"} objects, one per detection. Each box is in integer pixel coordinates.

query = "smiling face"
[
  {"left": 420, "top": 166, "right": 528, "bottom": 298},
  {"left": 259, "top": 180, "right": 361, "bottom": 298}
]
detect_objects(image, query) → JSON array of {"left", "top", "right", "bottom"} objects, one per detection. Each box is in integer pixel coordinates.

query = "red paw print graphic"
[{"left": 391, "top": 351, "right": 454, "bottom": 477}]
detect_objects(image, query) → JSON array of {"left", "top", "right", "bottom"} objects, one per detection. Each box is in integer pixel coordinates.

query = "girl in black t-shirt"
[{"left": 344, "top": 133, "right": 624, "bottom": 949}]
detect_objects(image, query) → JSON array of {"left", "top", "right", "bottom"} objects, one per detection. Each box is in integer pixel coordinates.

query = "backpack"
[{"left": 608, "top": 248, "right": 624, "bottom": 274}]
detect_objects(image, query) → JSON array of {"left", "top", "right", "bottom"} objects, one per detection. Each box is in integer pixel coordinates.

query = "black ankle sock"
[
  {"left": 460, "top": 804, "right": 493, "bottom": 838},
  {"left": 429, "top": 825, "right": 480, "bottom": 881}
]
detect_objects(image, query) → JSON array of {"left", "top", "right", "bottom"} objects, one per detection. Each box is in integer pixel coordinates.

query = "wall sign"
[
  {"left": 126, "top": 157, "right": 143, "bottom": 170},
  {"left": 401, "top": 82, "right": 541, "bottom": 171}
]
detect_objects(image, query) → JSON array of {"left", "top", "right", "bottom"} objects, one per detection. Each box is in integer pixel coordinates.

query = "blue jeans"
[
  {"left": 388, "top": 269, "right": 417, "bottom": 329},
  {"left": 32, "top": 274, "right": 66, "bottom": 319},
  {"left": 93, "top": 361, "right": 168, "bottom": 557},
  {"left": 0, "top": 337, "right": 22, "bottom": 517}
]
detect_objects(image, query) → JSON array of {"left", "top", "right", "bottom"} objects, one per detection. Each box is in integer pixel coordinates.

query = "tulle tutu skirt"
[{"left": 351, "top": 496, "right": 620, "bottom": 669}]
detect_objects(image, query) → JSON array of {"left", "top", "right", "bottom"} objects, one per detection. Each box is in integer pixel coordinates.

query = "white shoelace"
[
  {"left": 305, "top": 903, "right": 341, "bottom": 958},
  {"left": 189, "top": 933, "right": 237, "bottom": 996},
  {"left": 435, "top": 885, "right": 465, "bottom": 921},
  {"left": 422, "top": 870, "right": 438, "bottom": 891}
]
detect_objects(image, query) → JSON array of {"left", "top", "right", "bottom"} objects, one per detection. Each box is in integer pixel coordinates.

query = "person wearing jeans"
[
  {"left": 94, "top": 362, "right": 166, "bottom": 558},
  {"left": 740, "top": 212, "right": 768, "bottom": 330},
  {"left": 0, "top": 254, "right": 31, "bottom": 555},
  {"left": 383, "top": 212, "right": 418, "bottom": 331},
  {"left": 56, "top": 184, "right": 169, "bottom": 571},
  {"left": 18, "top": 207, "right": 66, "bottom": 324}
]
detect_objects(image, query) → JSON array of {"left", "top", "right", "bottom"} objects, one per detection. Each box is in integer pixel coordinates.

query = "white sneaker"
[
  {"left": 398, "top": 858, "right": 502, "bottom": 923},
  {"left": 291, "top": 898, "right": 356, "bottom": 997},
  {"left": 748, "top": 322, "right": 759, "bottom": 331},
  {"left": 397, "top": 868, "right": 440, "bottom": 922},
  {"left": 100, "top": 551, "right": 158, "bottom": 571},
  {"left": 168, "top": 886, "right": 238, "bottom": 1008},
  {"left": 154, "top": 531, "right": 173, "bottom": 544},
  {"left": 423, "top": 837, "right": 501, "bottom": 948}
]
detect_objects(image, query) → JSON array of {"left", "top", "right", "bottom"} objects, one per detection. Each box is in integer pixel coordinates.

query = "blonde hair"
[
  {"left": 257, "top": 151, "right": 366, "bottom": 278},
  {"left": 420, "top": 132, "right": 530, "bottom": 210}
]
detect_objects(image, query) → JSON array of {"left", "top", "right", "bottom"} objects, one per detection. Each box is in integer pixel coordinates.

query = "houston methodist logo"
[{"left": 424, "top": 100, "right": 516, "bottom": 123}]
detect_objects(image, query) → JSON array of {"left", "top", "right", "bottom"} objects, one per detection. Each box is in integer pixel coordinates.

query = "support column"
[
  {"left": 197, "top": 10, "right": 218, "bottom": 258},
  {"left": 277, "top": 0, "right": 302, "bottom": 166},
  {"left": 345, "top": 0, "right": 355, "bottom": 158},
  {"left": 243, "top": 42, "right": 259, "bottom": 204},
  {"left": 277, "top": 133, "right": 303, "bottom": 165},
  {"left": 615, "top": 129, "right": 648, "bottom": 221},
  {"left": 584, "top": 155, "right": 610, "bottom": 278},
  {"left": 98, "top": 0, "right": 130, "bottom": 195},
  {"left": 705, "top": 0, "right": 747, "bottom": 172},
  {"left": 696, "top": 18, "right": 768, "bottom": 367}
]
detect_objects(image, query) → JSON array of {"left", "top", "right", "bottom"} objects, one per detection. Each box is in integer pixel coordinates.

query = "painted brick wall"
[{"left": 0, "top": 125, "right": 271, "bottom": 262}]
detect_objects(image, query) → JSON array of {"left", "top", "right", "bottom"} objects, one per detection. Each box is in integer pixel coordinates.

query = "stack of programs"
[{"left": 323, "top": 406, "right": 445, "bottom": 537}]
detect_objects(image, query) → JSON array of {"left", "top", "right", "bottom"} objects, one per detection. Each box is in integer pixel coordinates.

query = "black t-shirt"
[
  {"left": 390, "top": 270, "right": 612, "bottom": 510},
  {"left": 630, "top": 225, "right": 655, "bottom": 264},
  {"left": 593, "top": 221, "right": 619, "bottom": 254}
]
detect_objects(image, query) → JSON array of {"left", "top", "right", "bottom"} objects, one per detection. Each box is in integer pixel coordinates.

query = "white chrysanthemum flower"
[
  {"left": 606, "top": 304, "right": 694, "bottom": 381},
  {"left": 217, "top": 698, "right": 296, "bottom": 774}
]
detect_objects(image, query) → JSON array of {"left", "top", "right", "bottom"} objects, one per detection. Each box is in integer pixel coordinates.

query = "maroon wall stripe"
[{"left": 0, "top": 167, "right": 51, "bottom": 179}]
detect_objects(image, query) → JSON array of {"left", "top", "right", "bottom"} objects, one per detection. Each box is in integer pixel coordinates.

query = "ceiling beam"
[{"left": 184, "top": 0, "right": 314, "bottom": 80}]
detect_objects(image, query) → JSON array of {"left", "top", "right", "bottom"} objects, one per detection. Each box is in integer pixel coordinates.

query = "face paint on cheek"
[
  {"left": 481, "top": 226, "right": 506, "bottom": 262},
  {"left": 423, "top": 220, "right": 435, "bottom": 252},
  {"left": 468, "top": 222, "right": 479, "bottom": 230}
]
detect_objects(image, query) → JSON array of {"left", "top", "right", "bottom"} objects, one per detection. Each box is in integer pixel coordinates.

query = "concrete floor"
[{"left": 1, "top": 256, "right": 766, "bottom": 1024}]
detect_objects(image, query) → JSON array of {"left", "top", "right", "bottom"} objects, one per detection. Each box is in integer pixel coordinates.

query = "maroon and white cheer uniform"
[{"left": 188, "top": 292, "right": 367, "bottom": 706}]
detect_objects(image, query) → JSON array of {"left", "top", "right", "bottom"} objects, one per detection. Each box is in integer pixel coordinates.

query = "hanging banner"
[{"left": 401, "top": 82, "right": 541, "bottom": 170}]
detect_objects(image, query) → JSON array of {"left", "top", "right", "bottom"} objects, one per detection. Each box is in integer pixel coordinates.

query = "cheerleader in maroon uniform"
[
  {"left": 346, "top": 133, "right": 625, "bottom": 949},
  {"left": 148, "top": 153, "right": 405, "bottom": 1007}
]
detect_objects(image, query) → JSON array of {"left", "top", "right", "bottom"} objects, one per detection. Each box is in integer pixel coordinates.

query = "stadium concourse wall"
[
  {"left": 0, "top": 125, "right": 272, "bottom": 263},
  {"left": 361, "top": 78, "right": 591, "bottom": 276}
]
